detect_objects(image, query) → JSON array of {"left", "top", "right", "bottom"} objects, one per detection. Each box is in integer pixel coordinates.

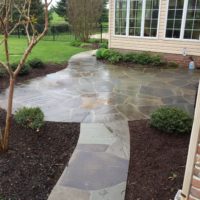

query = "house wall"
[{"left": 109, "top": 0, "right": 200, "bottom": 67}]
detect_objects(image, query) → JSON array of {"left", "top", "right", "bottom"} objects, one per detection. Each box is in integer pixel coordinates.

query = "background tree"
[
  {"left": 54, "top": 0, "right": 68, "bottom": 21},
  {"left": 100, "top": 0, "right": 109, "bottom": 23},
  {"left": 0, "top": 0, "right": 52, "bottom": 152},
  {"left": 68, "top": 0, "right": 103, "bottom": 42}
]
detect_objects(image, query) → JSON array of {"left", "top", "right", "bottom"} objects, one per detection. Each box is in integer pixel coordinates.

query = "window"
[
  {"left": 129, "top": 0, "right": 143, "bottom": 36},
  {"left": 144, "top": 0, "right": 160, "bottom": 37},
  {"left": 184, "top": 0, "right": 200, "bottom": 39},
  {"left": 115, "top": 0, "right": 160, "bottom": 37},
  {"left": 115, "top": 0, "right": 127, "bottom": 35},
  {"left": 166, "top": 0, "right": 200, "bottom": 40},
  {"left": 166, "top": 0, "right": 184, "bottom": 38}
]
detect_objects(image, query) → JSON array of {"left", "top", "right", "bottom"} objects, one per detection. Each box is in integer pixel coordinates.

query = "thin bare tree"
[
  {"left": 68, "top": 0, "right": 103, "bottom": 42},
  {"left": 0, "top": 0, "right": 52, "bottom": 152}
]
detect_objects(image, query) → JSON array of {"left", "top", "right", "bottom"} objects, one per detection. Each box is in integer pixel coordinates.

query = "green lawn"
[
  {"left": 0, "top": 37, "right": 85, "bottom": 63},
  {"left": 51, "top": 12, "right": 66, "bottom": 25}
]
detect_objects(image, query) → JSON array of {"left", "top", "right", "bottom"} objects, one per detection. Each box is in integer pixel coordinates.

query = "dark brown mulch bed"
[
  {"left": 0, "top": 63, "right": 67, "bottom": 90},
  {"left": 0, "top": 109, "right": 80, "bottom": 200},
  {"left": 126, "top": 120, "right": 190, "bottom": 200}
]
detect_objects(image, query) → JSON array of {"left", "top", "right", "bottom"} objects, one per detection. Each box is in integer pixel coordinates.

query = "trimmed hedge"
[{"left": 150, "top": 107, "right": 193, "bottom": 134}]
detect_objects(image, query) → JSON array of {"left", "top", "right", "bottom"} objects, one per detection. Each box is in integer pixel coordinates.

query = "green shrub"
[
  {"left": 96, "top": 48, "right": 104, "bottom": 59},
  {"left": 123, "top": 53, "right": 138, "bottom": 62},
  {"left": 70, "top": 40, "right": 82, "bottom": 47},
  {"left": 108, "top": 50, "right": 123, "bottom": 64},
  {"left": 150, "top": 55, "right": 165, "bottom": 66},
  {"left": 96, "top": 48, "right": 110, "bottom": 59},
  {"left": 28, "top": 59, "right": 44, "bottom": 68},
  {"left": 99, "top": 42, "right": 108, "bottom": 49},
  {"left": 14, "top": 107, "right": 44, "bottom": 131},
  {"left": 11, "top": 63, "right": 30, "bottom": 76},
  {"left": 135, "top": 53, "right": 153, "bottom": 65},
  {"left": 150, "top": 107, "right": 193, "bottom": 134},
  {"left": 89, "top": 38, "right": 100, "bottom": 44},
  {"left": 101, "top": 49, "right": 111, "bottom": 59},
  {"left": 167, "top": 62, "right": 179, "bottom": 68}
]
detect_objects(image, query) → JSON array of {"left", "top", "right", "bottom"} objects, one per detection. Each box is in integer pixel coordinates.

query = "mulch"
[
  {"left": 0, "top": 108, "right": 80, "bottom": 200},
  {"left": 0, "top": 63, "right": 67, "bottom": 91},
  {"left": 125, "top": 120, "right": 190, "bottom": 200}
]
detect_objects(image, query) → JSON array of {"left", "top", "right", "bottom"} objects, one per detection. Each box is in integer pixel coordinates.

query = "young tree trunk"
[{"left": 1, "top": 77, "right": 15, "bottom": 152}]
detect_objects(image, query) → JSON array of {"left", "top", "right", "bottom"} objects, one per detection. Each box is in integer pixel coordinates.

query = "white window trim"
[
  {"left": 114, "top": 0, "right": 161, "bottom": 39},
  {"left": 165, "top": 0, "right": 200, "bottom": 42}
]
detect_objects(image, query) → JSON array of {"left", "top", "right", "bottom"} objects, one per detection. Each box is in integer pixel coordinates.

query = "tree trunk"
[{"left": 1, "top": 77, "right": 15, "bottom": 152}]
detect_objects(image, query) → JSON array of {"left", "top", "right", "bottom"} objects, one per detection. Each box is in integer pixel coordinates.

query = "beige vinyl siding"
[{"left": 109, "top": 0, "right": 200, "bottom": 57}]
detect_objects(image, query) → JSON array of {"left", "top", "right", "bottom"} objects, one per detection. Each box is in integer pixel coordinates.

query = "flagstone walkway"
[{"left": 0, "top": 51, "right": 199, "bottom": 200}]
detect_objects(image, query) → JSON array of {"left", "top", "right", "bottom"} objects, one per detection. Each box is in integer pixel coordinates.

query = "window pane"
[
  {"left": 167, "top": 20, "right": 174, "bottom": 29},
  {"left": 165, "top": 0, "right": 184, "bottom": 38},
  {"left": 184, "top": 0, "right": 200, "bottom": 39},
  {"left": 177, "top": 0, "right": 185, "bottom": 9},
  {"left": 192, "top": 30, "right": 200, "bottom": 39},
  {"left": 173, "top": 29, "right": 181, "bottom": 38},
  {"left": 166, "top": 30, "right": 173, "bottom": 37},
  {"left": 175, "top": 9, "right": 183, "bottom": 19},
  {"left": 144, "top": 0, "right": 160, "bottom": 37},
  {"left": 115, "top": 0, "right": 127, "bottom": 35},
  {"left": 184, "top": 30, "right": 192, "bottom": 38},
  {"left": 174, "top": 20, "right": 182, "bottom": 29},
  {"left": 185, "top": 19, "right": 194, "bottom": 29}
]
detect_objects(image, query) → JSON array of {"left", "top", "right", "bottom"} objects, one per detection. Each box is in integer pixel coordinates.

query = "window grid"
[
  {"left": 144, "top": 0, "right": 159, "bottom": 37},
  {"left": 129, "top": 0, "right": 143, "bottom": 36},
  {"left": 166, "top": 0, "right": 200, "bottom": 40},
  {"left": 115, "top": 0, "right": 160, "bottom": 37},
  {"left": 115, "top": 0, "right": 127, "bottom": 35},
  {"left": 184, "top": 0, "right": 200, "bottom": 39}
]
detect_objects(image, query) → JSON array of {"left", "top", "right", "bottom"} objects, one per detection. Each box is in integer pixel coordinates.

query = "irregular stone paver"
[
  {"left": 48, "top": 121, "right": 130, "bottom": 200},
  {"left": 0, "top": 50, "right": 199, "bottom": 121}
]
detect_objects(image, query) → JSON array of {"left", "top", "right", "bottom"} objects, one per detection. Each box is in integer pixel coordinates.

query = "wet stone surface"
[{"left": 0, "top": 50, "right": 199, "bottom": 122}]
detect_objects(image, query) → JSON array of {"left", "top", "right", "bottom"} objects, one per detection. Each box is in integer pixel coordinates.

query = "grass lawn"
[
  {"left": 0, "top": 36, "right": 85, "bottom": 64},
  {"left": 51, "top": 12, "right": 66, "bottom": 25}
]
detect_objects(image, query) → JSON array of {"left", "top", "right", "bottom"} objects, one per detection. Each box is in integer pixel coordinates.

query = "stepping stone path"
[{"left": 0, "top": 50, "right": 199, "bottom": 200}]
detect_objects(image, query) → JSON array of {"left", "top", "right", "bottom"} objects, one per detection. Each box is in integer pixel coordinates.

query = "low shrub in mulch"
[
  {"left": 150, "top": 107, "right": 193, "bottom": 134},
  {"left": 14, "top": 107, "right": 44, "bottom": 131},
  {"left": 0, "top": 109, "right": 80, "bottom": 200},
  {"left": 96, "top": 48, "right": 179, "bottom": 68},
  {"left": 126, "top": 120, "right": 190, "bottom": 200}
]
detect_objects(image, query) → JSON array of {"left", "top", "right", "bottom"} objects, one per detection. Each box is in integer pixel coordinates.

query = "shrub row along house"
[{"left": 108, "top": 0, "right": 200, "bottom": 66}]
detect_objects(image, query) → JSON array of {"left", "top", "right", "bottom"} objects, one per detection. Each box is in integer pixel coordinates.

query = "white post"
[{"left": 180, "top": 82, "right": 200, "bottom": 200}]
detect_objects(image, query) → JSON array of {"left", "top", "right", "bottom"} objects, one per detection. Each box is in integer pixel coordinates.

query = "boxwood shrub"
[
  {"left": 14, "top": 107, "right": 44, "bottom": 131},
  {"left": 150, "top": 107, "right": 193, "bottom": 134},
  {"left": 28, "top": 59, "right": 44, "bottom": 68}
]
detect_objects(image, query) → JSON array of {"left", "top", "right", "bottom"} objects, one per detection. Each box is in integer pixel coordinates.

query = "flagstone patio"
[{"left": 0, "top": 50, "right": 199, "bottom": 122}]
